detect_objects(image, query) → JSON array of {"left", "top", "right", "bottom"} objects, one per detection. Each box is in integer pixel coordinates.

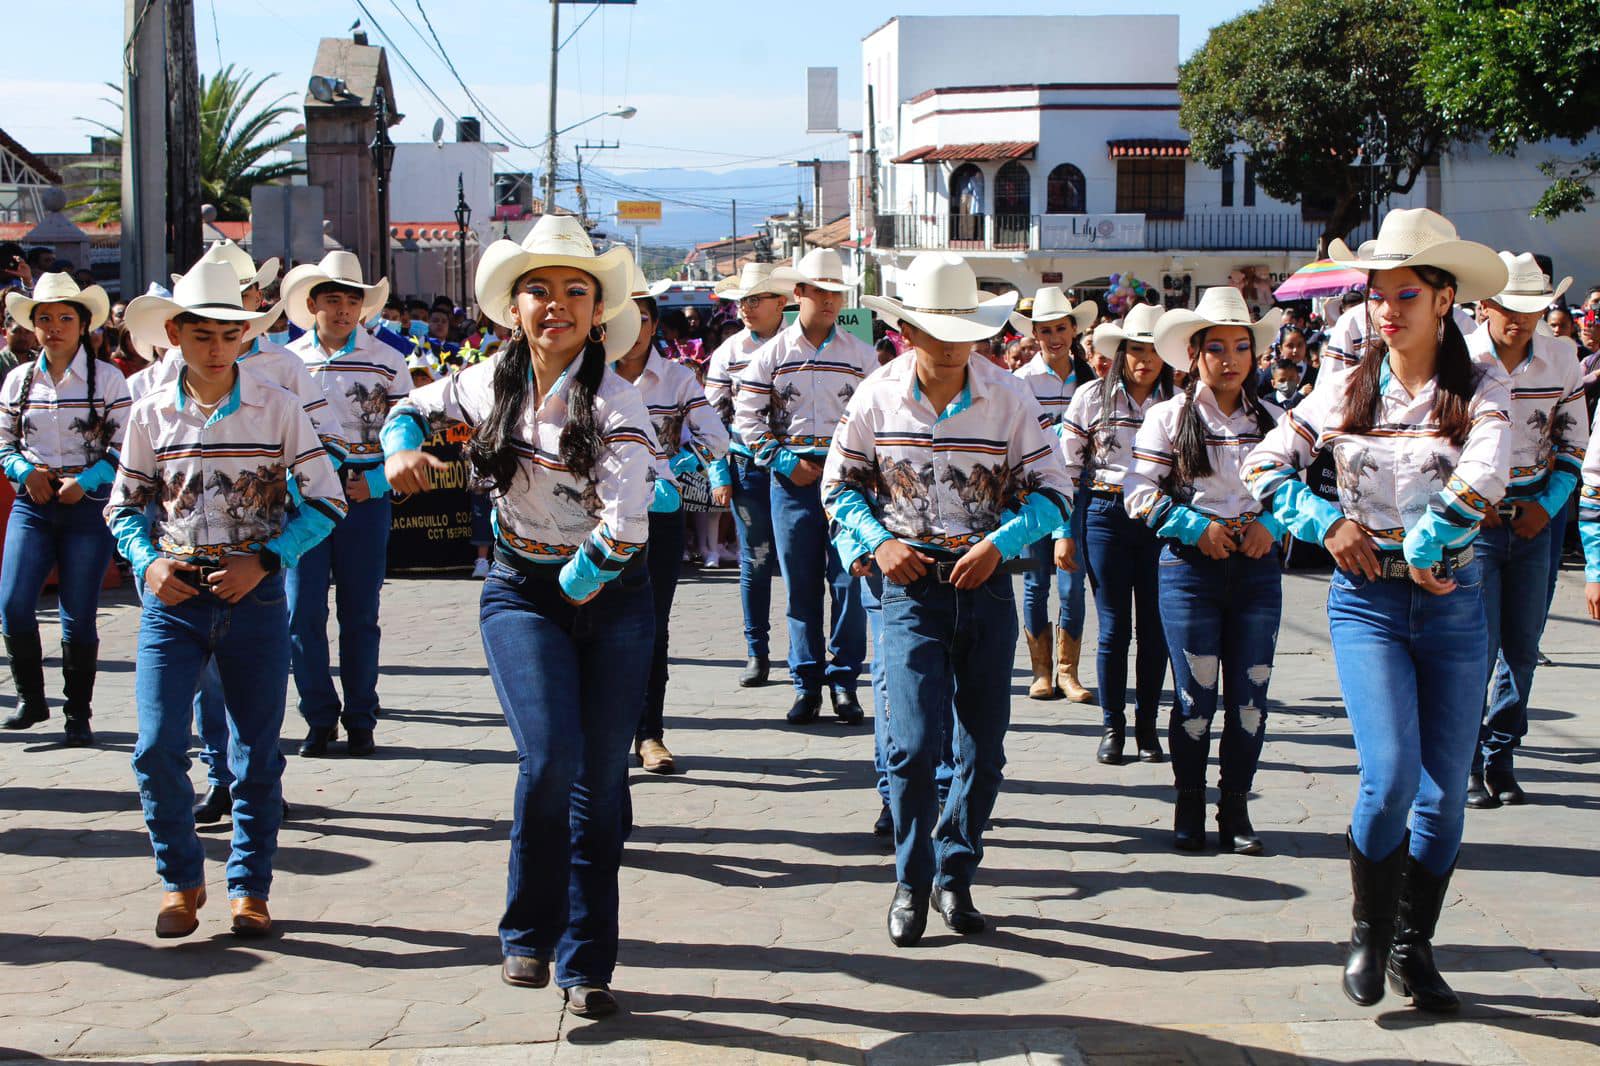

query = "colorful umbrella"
[{"left": 1273, "top": 259, "right": 1367, "bottom": 301}]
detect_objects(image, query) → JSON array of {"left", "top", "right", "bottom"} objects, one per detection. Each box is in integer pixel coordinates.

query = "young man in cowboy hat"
[
  {"left": 733, "top": 248, "right": 876, "bottom": 723},
  {"left": 825, "top": 252, "right": 1073, "bottom": 945},
  {"left": 110, "top": 259, "right": 347, "bottom": 938},
  {"left": 1465, "top": 252, "right": 1589, "bottom": 809},
  {"left": 706, "top": 261, "right": 795, "bottom": 687},
  {"left": 282, "top": 251, "right": 408, "bottom": 757}
]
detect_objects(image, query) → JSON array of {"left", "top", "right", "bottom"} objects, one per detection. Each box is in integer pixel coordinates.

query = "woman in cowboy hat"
[
  {"left": 382, "top": 216, "right": 656, "bottom": 1018},
  {"left": 0, "top": 273, "right": 132, "bottom": 745},
  {"left": 109, "top": 259, "right": 347, "bottom": 939},
  {"left": 613, "top": 264, "right": 730, "bottom": 775},
  {"left": 828, "top": 251, "right": 1072, "bottom": 945},
  {"left": 1131, "top": 288, "right": 1287, "bottom": 854},
  {"left": 1243, "top": 207, "right": 1513, "bottom": 1013},
  {"left": 280, "top": 251, "right": 404, "bottom": 758},
  {"left": 1055, "top": 302, "right": 1174, "bottom": 766},
  {"left": 1010, "top": 286, "right": 1098, "bottom": 702},
  {"left": 1464, "top": 252, "right": 1589, "bottom": 810}
]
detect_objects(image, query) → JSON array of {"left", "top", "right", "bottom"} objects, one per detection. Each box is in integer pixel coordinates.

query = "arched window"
[
  {"left": 995, "top": 161, "right": 1031, "bottom": 217},
  {"left": 1047, "top": 164, "right": 1087, "bottom": 214},
  {"left": 949, "top": 164, "right": 984, "bottom": 215}
]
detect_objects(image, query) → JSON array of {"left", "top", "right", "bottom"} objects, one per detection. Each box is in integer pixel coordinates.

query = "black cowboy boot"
[
  {"left": 1096, "top": 720, "right": 1126, "bottom": 765},
  {"left": 3, "top": 632, "right": 50, "bottom": 729},
  {"left": 1342, "top": 829, "right": 1408, "bottom": 1006},
  {"left": 1134, "top": 711, "right": 1165, "bottom": 763},
  {"left": 1216, "top": 791, "right": 1264, "bottom": 855},
  {"left": 1173, "top": 787, "right": 1206, "bottom": 852},
  {"left": 1387, "top": 854, "right": 1461, "bottom": 1013},
  {"left": 60, "top": 641, "right": 99, "bottom": 747}
]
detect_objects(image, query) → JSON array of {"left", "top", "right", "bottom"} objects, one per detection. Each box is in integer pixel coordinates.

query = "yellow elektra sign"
[{"left": 616, "top": 200, "right": 663, "bottom": 224}]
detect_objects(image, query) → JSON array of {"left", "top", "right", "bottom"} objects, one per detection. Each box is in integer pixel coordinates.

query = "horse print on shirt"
[
  {"left": 160, "top": 471, "right": 207, "bottom": 541},
  {"left": 876, "top": 457, "right": 938, "bottom": 532},
  {"left": 68, "top": 411, "right": 119, "bottom": 463},
  {"left": 654, "top": 411, "right": 686, "bottom": 455},
  {"left": 768, "top": 383, "right": 801, "bottom": 440},
  {"left": 1334, "top": 443, "right": 1381, "bottom": 507},
  {"left": 347, "top": 382, "right": 391, "bottom": 445},
  {"left": 207, "top": 464, "right": 289, "bottom": 540},
  {"left": 940, "top": 462, "right": 1008, "bottom": 527},
  {"left": 550, "top": 479, "right": 603, "bottom": 536},
  {"left": 1418, "top": 451, "right": 1455, "bottom": 487}
]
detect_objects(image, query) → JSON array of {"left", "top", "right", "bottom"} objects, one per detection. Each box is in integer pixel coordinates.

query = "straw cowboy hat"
[
  {"left": 1487, "top": 251, "right": 1572, "bottom": 314},
  {"left": 4, "top": 272, "right": 111, "bottom": 332},
  {"left": 1092, "top": 302, "right": 1166, "bottom": 356},
  {"left": 1153, "top": 286, "right": 1284, "bottom": 371},
  {"left": 861, "top": 252, "right": 1017, "bottom": 344},
  {"left": 475, "top": 215, "right": 633, "bottom": 331},
  {"left": 1008, "top": 286, "right": 1096, "bottom": 336},
  {"left": 124, "top": 260, "right": 275, "bottom": 355},
  {"left": 770, "top": 248, "right": 852, "bottom": 293},
  {"left": 1327, "top": 208, "right": 1508, "bottom": 303},
  {"left": 713, "top": 261, "right": 795, "bottom": 303},
  {"left": 174, "top": 240, "right": 279, "bottom": 292},
  {"left": 626, "top": 262, "right": 674, "bottom": 301},
  {"left": 278, "top": 251, "right": 391, "bottom": 331}
]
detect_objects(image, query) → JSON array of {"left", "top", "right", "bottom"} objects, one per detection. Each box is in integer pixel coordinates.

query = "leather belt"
[
  {"left": 492, "top": 543, "right": 649, "bottom": 581},
  {"left": 1376, "top": 545, "right": 1474, "bottom": 581},
  {"left": 917, "top": 548, "right": 1031, "bottom": 584}
]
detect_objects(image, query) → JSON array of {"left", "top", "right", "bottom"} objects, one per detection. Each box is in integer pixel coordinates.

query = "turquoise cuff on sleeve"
[
  {"left": 650, "top": 478, "right": 682, "bottom": 513},
  {"left": 266, "top": 505, "right": 340, "bottom": 569},
  {"left": 832, "top": 526, "right": 871, "bottom": 571},
  {"left": 558, "top": 555, "right": 605, "bottom": 603},
  {"left": 987, "top": 492, "right": 1064, "bottom": 560},
  {"left": 363, "top": 465, "right": 390, "bottom": 499},
  {"left": 668, "top": 448, "right": 699, "bottom": 478},
  {"left": 1581, "top": 520, "right": 1600, "bottom": 582},
  {"left": 1, "top": 452, "right": 35, "bottom": 485},
  {"left": 708, "top": 458, "right": 731, "bottom": 490},
  {"left": 1255, "top": 510, "right": 1287, "bottom": 540},
  {"left": 829, "top": 486, "right": 895, "bottom": 553},
  {"left": 1269, "top": 479, "right": 1344, "bottom": 545},
  {"left": 380, "top": 415, "right": 426, "bottom": 457},
  {"left": 1157, "top": 505, "right": 1214, "bottom": 546},
  {"left": 107, "top": 508, "right": 160, "bottom": 587},
  {"left": 75, "top": 458, "right": 117, "bottom": 493},
  {"left": 1532, "top": 470, "right": 1578, "bottom": 519},
  {"left": 1402, "top": 510, "right": 1475, "bottom": 568},
  {"left": 772, "top": 448, "right": 800, "bottom": 478}
]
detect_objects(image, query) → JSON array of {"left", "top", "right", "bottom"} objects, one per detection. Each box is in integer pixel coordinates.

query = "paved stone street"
[{"left": 1, "top": 560, "right": 1597, "bottom": 1064}]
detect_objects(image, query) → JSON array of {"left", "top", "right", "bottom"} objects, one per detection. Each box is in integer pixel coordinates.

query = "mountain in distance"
[{"left": 583, "top": 164, "right": 812, "bottom": 247}]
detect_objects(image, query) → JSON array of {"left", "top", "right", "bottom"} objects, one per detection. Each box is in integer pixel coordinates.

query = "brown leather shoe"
[
  {"left": 229, "top": 896, "right": 272, "bottom": 938},
  {"left": 155, "top": 887, "right": 206, "bottom": 939},
  {"left": 1024, "top": 630, "right": 1058, "bottom": 700},
  {"left": 637, "top": 739, "right": 676, "bottom": 774}
]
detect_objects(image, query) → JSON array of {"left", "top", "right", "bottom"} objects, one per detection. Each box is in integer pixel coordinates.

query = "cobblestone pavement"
[{"left": 1, "top": 561, "right": 1597, "bottom": 1064}]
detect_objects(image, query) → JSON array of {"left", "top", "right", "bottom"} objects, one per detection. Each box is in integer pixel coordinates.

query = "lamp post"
[
  {"left": 542, "top": 105, "right": 637, "bottom": 214},
  {"left": 454, "top": 172, "right": 471, "bottom": 311},
  {"left": 369, "top": 85, "right": 396, "bottom": 281}
]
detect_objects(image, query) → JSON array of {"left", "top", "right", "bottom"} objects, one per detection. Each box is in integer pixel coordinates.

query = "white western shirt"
[
  {"left": 288, "top": 328, "right": 411, "bottom": 481},
  {"left": 733, "top": 321, "right": 877, "bottom": 477},
  {"left": 704, "top": 327, "right": 771, "bottom": 458},
  {"left": 1013, "top": 353, "right": 1084, "bottom": 429},
  {"left": 1056, "top": 377, "right": 1168, "bottom": 493},
  {"left": 626, "top": 349, "right": 729, "bottom": 482},
  {"left": 0, "top": 347, "right": 132, "bottom": 491},
  {"left": 1466, "top": 326, "right": 1589, "bottom": 509}
]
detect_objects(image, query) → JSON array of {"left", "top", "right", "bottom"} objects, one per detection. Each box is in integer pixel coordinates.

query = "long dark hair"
[
  {"left": 1167, "top": 326, "right": 1275, "bottom": 490},
  {"left": 20, "top": 300, "right": 99, "bottom": 439},
  {"left": 1340, "top": 265, "right": 1474, "bottom": 445},
  {"left": 1096, "top": 338, "right": 1174, "bottom": 433}
]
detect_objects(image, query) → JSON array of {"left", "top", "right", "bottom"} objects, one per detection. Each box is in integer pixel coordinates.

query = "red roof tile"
[
  {"left": 1107, "top": 139, "right": 1191, "bottom": 159},
  {"left": 892, "top": 142, "right": 1038, "bottom": 164}
]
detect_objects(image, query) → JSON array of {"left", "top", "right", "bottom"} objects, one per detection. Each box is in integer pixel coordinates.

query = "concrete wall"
[{"left": 388, "top": 142, "right": 505, "bottom": 246}]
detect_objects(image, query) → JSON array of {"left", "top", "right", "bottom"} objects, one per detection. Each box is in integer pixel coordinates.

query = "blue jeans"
[
  {"left": 287, "top": 494, "right": 391, "bottom": 731},
  {"left": 134, "top": 578, "right": 232, "bottom": 789},
  {"left": 0, "top": 493, "right": 115, "bottom": 642},
  {"left": 639, "top": 510, "right": 685, "bottom": 743},
  {"left": 1546, "top": 494, "right": 1571, "bottom": 608},
  {"left": 130, "top": 573, "right": 290, "bottom": 899},
  {"left": 480, "top": 560, "right": 654, "bottom": 989},
  {"left": 469, "top": 493, "right": 493, "bottom": 547},
  {"left": 1157, "top": 544, "right": 1282, "bottom": 792},
  {"left": 1327, "top": 560, "right": 1487, "bottom": 875},
  {"left": 881, "top": 569, "right": 1017, "bottom": 891},
  {"left": 1082, "top": 495, "right": 1167, "bottom": 729},
  {"left": 867, "top": 573, "right": 952, "bottom": 807},
  {"left": 1021, "top": 484, "right": 1089, "bottom": 639},
  {"left": 729, "top": 455, "right": 775, "bottom": 659},
  {"left": 1476, "top": 523, "right": 1552, "bottom": 772},
  {"left": 769, "top": 468, "right": 865, "bottom": 694}
]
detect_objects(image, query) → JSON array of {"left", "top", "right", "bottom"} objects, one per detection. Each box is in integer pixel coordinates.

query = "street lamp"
[
  {"left": 454, "top": 172, "right": 471, "bottom": 311},
  {"left": 369, "top": 86, "right": 397, "bottom": 281},
  {"left": 543, "top": 105, "right": 636, "bottom": 214}
]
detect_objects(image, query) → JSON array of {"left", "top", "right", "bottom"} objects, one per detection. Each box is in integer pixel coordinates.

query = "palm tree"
[{"left": 70, "top": 66, "right": 306, "bottom": 224}]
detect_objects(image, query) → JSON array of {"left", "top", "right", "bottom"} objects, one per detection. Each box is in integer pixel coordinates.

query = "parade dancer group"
[{"left": 4, "top": 204, "right": 1598, "bottom": 1020}]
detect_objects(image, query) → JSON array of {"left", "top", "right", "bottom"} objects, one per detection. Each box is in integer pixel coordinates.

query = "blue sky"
[{"left": 6, "top": 0, "right": 1252, "bottom": 199}]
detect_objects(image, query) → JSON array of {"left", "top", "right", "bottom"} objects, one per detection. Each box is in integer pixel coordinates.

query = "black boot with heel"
[
  {"left": 60, "top": 640, "right": 99, "bottom": 747},
  {"left": 1342, "top": 829, "right": 1408, "bottom": 1006},
  {"left": 1387, "top": 854, "right": 1461, "bottom": 1013},
  {"left": 3, "top": 632, "right": 50, "bottom": 730}
]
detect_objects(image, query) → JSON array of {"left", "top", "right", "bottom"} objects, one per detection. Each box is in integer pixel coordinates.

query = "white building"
[{"left": 854, "top": 14, "right": 1600, "bottom": 310}]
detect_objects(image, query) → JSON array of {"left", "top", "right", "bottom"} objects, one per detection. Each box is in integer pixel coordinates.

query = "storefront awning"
[{"left": 891, "top": 141, "right": 1039, "bottom": 164}]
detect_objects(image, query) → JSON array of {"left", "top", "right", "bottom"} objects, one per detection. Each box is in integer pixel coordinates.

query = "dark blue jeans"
[
  {"left": 1476, "top": 522, "right": 1553, "bottom": 772},
  {"left": 480, "top": 560, "right": 654, "bottom": 990},
  {"left": 1021, "top": 483, "right": 1088, "bottom": 639},
  {"left": 1327, "top": 560, "right": 1486, "bottom": 875},
  {"left": 1157, "top": 544, "right": 1282, "bottom": 792},
  {"left": 881, "top": 569, "right": 1017, "bottom": 891},
  {"left": 0, "top": 493, "right": 115, "bottom": 642},
  {"left": 131, "top": 573, "right": 290, "bottom": 899},
  {"left": 867, "top": 573, "right": 952, "bottom": 807},
  {"left": 769, "top": 469, "right": 865, "bottom": 694},
  {"left": 287, "top": 494, "right": 391, "bottom": 731},
  {"left": 729, "top": 455, "right": 775, "bottom": 659},
  {"left": 639, "top": 510, "right": 685, "bottom": 743},
  {"left": 1082, "top": 494, "right": 1167, "bottom": 730},
  {"left": 134, "top": 578, "right": 232, "bottom": 790}
]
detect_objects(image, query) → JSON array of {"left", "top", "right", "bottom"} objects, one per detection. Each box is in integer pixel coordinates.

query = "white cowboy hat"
[
  {"left": 1487, "top": 251, "right": 1573, "bottom": 314},
  {"left": 4, "top": 272, "right": 111, "bottom": 333},
  {"left": 861, "top": 252, "right": 1016, "bottom": 344},
  {"left": 713, "top": 261, "right": 796, "bottom": 303},
  {"left": 1152, "top": 286, "right": 1284, "bottom": 371},
  {"left": 124, "top": 260, "right": 275, "bottom": 355},
  {"left": 1092, "top": 302, "right": 1166, "bottom": 355},
  {"left": 174, "top": 239, "right": 279, "bottom": 292},
  {"left": 278, "top": 251, "right": 391, "bottom": 331},
  {"left": 1327, "top": 208, "right": 1508, "bottom": 303},
  {"left": 475, "top": 215, "right": 633, "bottom": 331},
  {"left": 770, "top": 247, "right": 852, "bottom": 293},
  {"left": 626, "top": 262, "right": 674, "bottom": 301},
  {"left": 1008, "top": 286, "right": 1096, "bottom": 336}
]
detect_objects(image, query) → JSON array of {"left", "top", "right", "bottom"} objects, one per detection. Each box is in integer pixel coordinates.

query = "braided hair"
[
  {"left": 1165, "top": 326, "right": 1275, "bottom": 492},
  {"left": 18, "top": 300, "right": 100, "bottom": 452},
  {"left": 1096, "top": 339, "right": 1174, "bottom": 435}
]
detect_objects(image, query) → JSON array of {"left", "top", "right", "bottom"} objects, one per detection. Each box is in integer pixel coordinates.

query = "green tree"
[
  {"left": 1178, "top": 0, "right": 1452, "bottom": 252},
  {"left": 1418, "top": 0, "right": 1600, "bottom": 218},
  {"left": 71, "top": 65, "right": 305, "bottom": 224}
]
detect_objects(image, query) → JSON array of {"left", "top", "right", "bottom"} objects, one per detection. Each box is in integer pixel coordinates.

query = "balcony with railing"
[{"left": 873, "top": 212, "right": 1373, "bottom": 254}]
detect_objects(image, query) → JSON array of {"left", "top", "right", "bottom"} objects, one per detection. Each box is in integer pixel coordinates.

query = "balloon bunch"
[{"left": 1105, "top": 272, "right": 1153, "bottom": 316}]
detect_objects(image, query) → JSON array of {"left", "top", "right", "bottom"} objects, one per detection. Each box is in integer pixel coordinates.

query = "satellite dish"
[
  {"left": 431, "top": 118, "right": 445, "bottom": 146},
  {"left": 308, "top": 76, "right": 335, "bottom": 104}
]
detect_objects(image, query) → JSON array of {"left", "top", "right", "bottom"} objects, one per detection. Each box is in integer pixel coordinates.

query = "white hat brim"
[
  {"left": 1009, "top": 299, "right": 1097, "bottom": 337},
  {"left": 1491, "top": 275, "right": 1573, "bottom": 314},
  {"left": 713, "top": 275, "right": 796, "bottom": 303},
  {"left": 278, "top": 264, "right": 391, "bottom": 331},
  {"left": 123, "top": 294, "right": 273, "bottom": 356},
  {"left": 5, "top": 284, "right": 112, "bottom": 333},
  {"left": 768, "top": 266, "right": 850, "bottom": 293},
  {"left": 1326, "top": 237, "right": 1510, "bottom": 304},
  {"left": 863, "top": 291, "right": 1017, "bottom": 344},
  {"left": 605, "top": 298, "right": 645, "bottom": 359},
  {"left": 474, "top": 240, "right": 634, "bottom": 330},
  {"left": 1152, "top": 307, "right": 1284, "bottom": 371}
]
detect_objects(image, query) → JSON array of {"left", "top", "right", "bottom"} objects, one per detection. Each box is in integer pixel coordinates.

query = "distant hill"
[{"left": 582, "top": 165, "right": 811, "bottom": 247}]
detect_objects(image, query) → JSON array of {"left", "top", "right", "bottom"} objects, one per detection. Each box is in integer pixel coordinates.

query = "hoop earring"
[
  {"left": 1436, "top": 316, "right": 1446, "bottom": 345},
  {"left": 588, "top": 324, "right": 605, "bottom": 344}
]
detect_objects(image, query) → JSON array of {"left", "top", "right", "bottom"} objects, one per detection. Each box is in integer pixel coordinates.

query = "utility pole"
[
  {"left": 122, "top": 0, "right": 168, "bottom": 296},
  {"left": 730, "top": 199, "right": 738, "bottom": 279},
  {"left": 165, "top": 0, "right": 202, "bottom": 272},
  {"left": 544, "top": 0, "right": 560, "bottom": 214},
  {"left": 863, "top": 84, "right": 881, "bottom": 297}
]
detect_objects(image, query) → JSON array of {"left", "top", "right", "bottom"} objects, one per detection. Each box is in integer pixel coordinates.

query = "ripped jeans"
[{"left": 1157, "top": 543, "right": 1283, "bottom": 793}]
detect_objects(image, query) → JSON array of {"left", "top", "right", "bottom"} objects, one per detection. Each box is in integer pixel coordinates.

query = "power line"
[{"left": 349, "top": 0, "right": 464, "bottom": 125}]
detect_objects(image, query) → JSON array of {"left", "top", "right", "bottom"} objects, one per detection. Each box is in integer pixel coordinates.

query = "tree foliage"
[
  {"left": 70, "top": 66, "right": 305, "bottom": 224},
  {"left": 1178, "top": 0, "right": 1451, "bottom": 250},
  {"left": 1417, "top": 0, "right": 1600, "bottom": 218}
]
